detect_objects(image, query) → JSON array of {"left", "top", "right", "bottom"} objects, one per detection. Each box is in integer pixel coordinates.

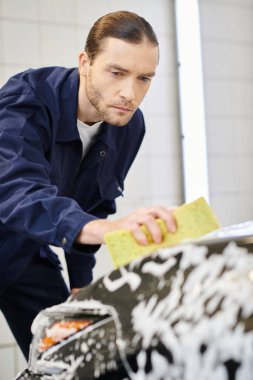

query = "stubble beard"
[{"left": 86, "top": 76, "right": 135, "bottom": 127}]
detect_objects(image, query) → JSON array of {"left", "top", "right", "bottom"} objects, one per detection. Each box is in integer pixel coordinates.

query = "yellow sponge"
[{"left": 104, "top": 197, "right": 220, "bottom": 268}]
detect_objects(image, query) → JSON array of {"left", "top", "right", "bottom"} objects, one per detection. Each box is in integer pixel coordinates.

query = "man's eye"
[
  {"left": 111, "top": 71, "right": 122, "bottom": 76},
  {"left": 139, "top": 76, "right": 150, "bottom": 83}
]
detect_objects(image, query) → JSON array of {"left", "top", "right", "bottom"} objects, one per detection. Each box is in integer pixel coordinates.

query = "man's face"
[{"left": 79, "top": 37, "right": 159, "bottom": 126}]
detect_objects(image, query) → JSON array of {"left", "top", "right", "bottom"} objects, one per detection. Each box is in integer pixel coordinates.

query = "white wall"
[
  {"left": 0, "top": 0, "right": 181, "bottom": 377},
  {"left": 199, "top": 0, "right": 253, "bottom": 226}
]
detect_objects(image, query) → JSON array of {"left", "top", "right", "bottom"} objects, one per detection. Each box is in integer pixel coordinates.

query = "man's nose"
[{"left": 119, "top": 79, "right": 136, "bottom": 102}]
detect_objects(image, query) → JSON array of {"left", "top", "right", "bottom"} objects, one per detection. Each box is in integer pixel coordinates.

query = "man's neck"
[{"left": 78, "top": 77, "right": 102, "bottom": 125}]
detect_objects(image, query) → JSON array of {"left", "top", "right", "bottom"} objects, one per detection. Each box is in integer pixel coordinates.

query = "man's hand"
[
  {"left": 76, "top": 206, "right": 177, "bottom": 246},
  {"left": 71, "top": 288, "right": 81, "bottom": 296}
]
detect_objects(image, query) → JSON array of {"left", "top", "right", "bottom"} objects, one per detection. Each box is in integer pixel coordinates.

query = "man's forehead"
[
  {"left": 98, "top": 36, "right": 158, "bottom": 54},
  {"left": 95, "top": 37, "right": 159, "bottom": 68}
]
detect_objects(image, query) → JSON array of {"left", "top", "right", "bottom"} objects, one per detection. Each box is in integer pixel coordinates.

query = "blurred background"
[{"left": 0, "top": 0, "right": 253, "bottom": 377}]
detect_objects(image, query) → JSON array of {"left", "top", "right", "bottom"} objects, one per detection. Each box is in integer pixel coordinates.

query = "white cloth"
[{"left": 77, "top": 119, "right": 102, "bottom": 159}]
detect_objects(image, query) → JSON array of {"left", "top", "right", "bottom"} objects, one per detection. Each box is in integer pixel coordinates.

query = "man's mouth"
[{"left": 110, "top": 105, "right": 134, "bottom": 112}]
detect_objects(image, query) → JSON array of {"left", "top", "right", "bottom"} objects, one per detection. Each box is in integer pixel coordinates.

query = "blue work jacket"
[{"left": 0, "top": 67, "right": 145, "bottom": 289}]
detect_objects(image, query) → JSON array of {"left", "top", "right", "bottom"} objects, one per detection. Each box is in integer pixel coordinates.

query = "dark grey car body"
[{"left": 16, "top": 222, "right": 253, "bottom": 380}]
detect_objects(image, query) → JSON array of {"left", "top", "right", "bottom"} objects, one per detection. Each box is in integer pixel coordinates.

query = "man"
[{"left": 0, "top": 11, "right": 176, "bottom": 359}]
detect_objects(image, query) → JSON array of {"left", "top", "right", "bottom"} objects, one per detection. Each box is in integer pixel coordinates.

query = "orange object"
[{"left": 39, "top": 320, "right": 92, "bottom": 352}]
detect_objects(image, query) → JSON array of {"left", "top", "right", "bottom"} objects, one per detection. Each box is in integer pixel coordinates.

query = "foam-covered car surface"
[{"left": 16, "top": 235, "right": 253, "bottom": 379}]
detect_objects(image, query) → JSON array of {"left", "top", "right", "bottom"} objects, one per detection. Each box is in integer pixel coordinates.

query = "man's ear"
[{"left": 78, "top": 51, "right": 90, "bottom": 76}]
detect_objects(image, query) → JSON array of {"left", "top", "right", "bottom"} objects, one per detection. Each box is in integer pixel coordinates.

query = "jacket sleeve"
[
  {"left": 0, "top": 84, "right": 98, "bottom": 254},
  {"left": 64, "top": 201, "right": 119, "bottom": 288}
]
